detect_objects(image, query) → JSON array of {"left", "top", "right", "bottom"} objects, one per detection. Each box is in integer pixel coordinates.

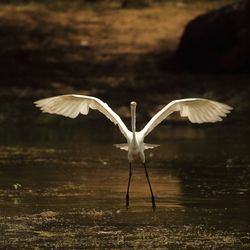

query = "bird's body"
[
  {"left": 34, "top": 94, "right": 232, "bottom": 209},
  {"left": 128, "top": 134, "right": 145, "bottom": 162}
]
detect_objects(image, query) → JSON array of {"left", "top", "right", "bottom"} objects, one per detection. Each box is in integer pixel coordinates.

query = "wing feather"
[
  {"left": 34, "top": 94, "right": 131, "bottom": 138},
  {"left": 140, "top": 98, "right": 232, "bottom": 137}
]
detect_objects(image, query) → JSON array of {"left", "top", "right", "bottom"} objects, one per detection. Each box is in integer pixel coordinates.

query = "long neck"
[{"left": 131, "top": 106, "right": 136, "bottom": 142}]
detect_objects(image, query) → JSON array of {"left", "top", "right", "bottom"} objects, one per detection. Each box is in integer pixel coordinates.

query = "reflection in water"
[{"left": 0, "top": 122, "right": 249, "bottom": 248}]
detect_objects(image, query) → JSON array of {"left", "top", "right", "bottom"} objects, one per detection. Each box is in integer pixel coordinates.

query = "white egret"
[{"left": 34, "top": 95, "right": 232, "bottom": 209}]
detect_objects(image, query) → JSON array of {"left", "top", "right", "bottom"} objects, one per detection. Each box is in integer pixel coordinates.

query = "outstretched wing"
[
  {"left": 34, "top": 94, "right": 131, "bottom": 139},
  {"left": 140, "top": 98, "right": 232, "bottom": 138}
]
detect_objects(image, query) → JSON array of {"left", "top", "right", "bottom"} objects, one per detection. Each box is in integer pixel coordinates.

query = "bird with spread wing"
[{"left": 34, "top": 95, "right": 232, "bottom": 209}]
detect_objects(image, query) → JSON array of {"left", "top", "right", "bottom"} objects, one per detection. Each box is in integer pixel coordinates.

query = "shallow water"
[{"left": 0, "top": 121, "right": 249, "bottom": 248}]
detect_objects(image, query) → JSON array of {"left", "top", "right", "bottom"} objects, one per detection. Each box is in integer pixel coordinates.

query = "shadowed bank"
[{"left": 0, "top": 0, "right": 248, "bottom": 121}]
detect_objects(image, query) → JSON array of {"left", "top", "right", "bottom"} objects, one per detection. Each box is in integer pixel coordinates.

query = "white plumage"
[
  {"left": 35, "top": 94, "right": 130, "bottom": 138},
  {"left": 34, "top": 94, "right": 232, "bottom": 209},
  {"left": 34, "top": 94, "right": 232, "bottom": 163},
  {"left": 139, "top": 98, "right": 232, "bottom": 137}
]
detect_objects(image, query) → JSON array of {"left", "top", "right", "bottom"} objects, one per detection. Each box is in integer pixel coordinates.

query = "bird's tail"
[
  {"left": 114, "top": 144, "right": 128, "bottom": 151},
  {"left": 144, "top": 143, "right": 160, "bottom": 150},
  {"left": 114, "top": 143, "right": 160, "bottom": 151}
]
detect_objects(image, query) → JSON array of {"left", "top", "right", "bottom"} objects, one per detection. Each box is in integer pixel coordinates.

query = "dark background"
[{"left": 0, "top": 0, "right": 248, "bottom": 123}]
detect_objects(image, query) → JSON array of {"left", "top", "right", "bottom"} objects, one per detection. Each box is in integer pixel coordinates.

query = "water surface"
[{"left": 0, "top": 121, "right": 249, "bottom": 248}]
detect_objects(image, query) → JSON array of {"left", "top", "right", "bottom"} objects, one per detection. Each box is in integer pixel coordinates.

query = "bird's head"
[{"left": 130, "top": 101, "right": 137, "bottom": 108}]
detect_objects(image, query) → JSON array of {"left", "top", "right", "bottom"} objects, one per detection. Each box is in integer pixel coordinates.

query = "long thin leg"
[
  {"left": 143, "top": 163, "right": 156, "bottom": 210},
  {"left": 126, "top": 163, "right": 132, "bottom": 209}
]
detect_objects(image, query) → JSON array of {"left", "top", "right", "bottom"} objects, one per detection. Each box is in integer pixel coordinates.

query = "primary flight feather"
[
  {"left": 34, "top": 94, "right": 130, "bottom": 138},
  {"left": 34, "top": 94, "right": 232, "bottom": 209}
]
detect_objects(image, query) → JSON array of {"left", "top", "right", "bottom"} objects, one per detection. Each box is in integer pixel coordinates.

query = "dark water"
[{"left": 0, "top": 121, "right": 249, "bottom": 249}]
